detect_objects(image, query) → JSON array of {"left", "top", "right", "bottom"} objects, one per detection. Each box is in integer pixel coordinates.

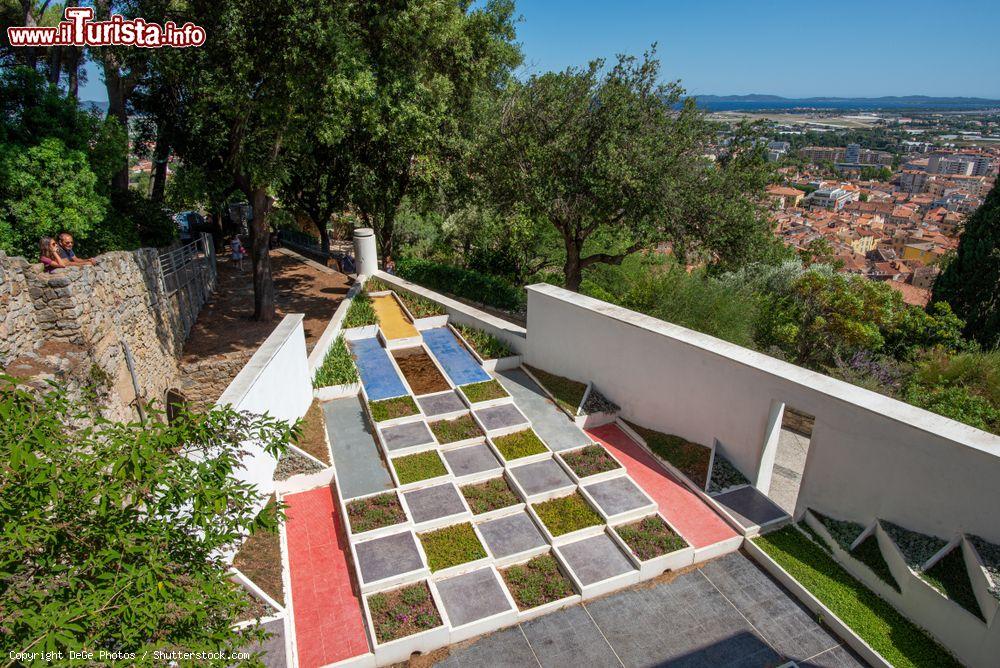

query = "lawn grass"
[
  {"left": 524, "top": 365, "right": 586, "bottom": 415},
  {"left": 392, "top": 450, "right": 448, "bottom": 485},
  {"left": 346, "top": 492, "right": 407, "bottom": 534},
  {"left": 429, "top": 413, "right": 484, "bottom": 444},
  {"left": 560, "top": 445, "right": 621, "bottom": 479},
  {"left": 461, "top": 477, "right": 520, "bottom": 515},
  {"left": 532, "top": 493, "right": 602, "bottom": 537},
  {"left": 368, "top": 395, "right": 419, "bottom": 422},
  {"left": 615, "top": 516, "right": 687, "bottom": 560},
  {"left": 623, "top": 420, "right": 711, "bottom": 488},
  {"left": 459, "top": 379, "right": 508, "bottom": 404},
  {"left": 419, "top": 522, "right": 487, "bottom": 572},
  {"left": 851, "top": 533, "right": 900, "bottom": 592},
  {"left": 492, "top": 429, "right": 548, "bottom": 461},
  {"left": 454, "top": 323, "right": 512, "bottom": 359},
  {"left": 921, "top": 548, "right": 984, "bottom": 621},
  {"left": 366, "top": 278, "right": 446, "bottom": 318},
  {"left": 313, "top": 335, "right": 358, "bottom": 388},
  {"left": 501, "top": 554, "right": 575, "bottom": 610},
  {"left": 367, "top": 582, "right": 442, "bottom": 644},
  {"left": 755, "top": 526, "right": 961, "bottom": 668},
  {"left": 343, "top": 289, "right": 378, "bottom": 328}
]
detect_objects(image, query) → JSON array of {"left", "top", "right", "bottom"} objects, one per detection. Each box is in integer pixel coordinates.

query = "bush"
[
  {"left": 396, "top": 257, "right": 525, "bottom": 312},
  {"left": 86, "top": 189, "right": 177, "bottom": 255}
]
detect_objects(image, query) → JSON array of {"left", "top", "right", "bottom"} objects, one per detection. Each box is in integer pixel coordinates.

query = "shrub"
[
  {"left": 524, "top": 365, "right": 586, "bottom": 415},
  {"left": 368, "top": 395, "right": 418, "bottom": 422},
  {"left": 461, "top": 477, "right": 520, "bottom": 514},
  {"left": 396, "top": 257, "right": 525, "bottom": 312},
  {"left": 616, "top": 516, "right": 687, "bottom": 560},
  {"left": 429, "top": 414, "right": 483, "bottom": 444},
  {"left": 492, "top": 429, "right": 548, "bottom": 461},
  {"left": 347, "top": 492, "right": 407, "bottom": 534},
  {"left": 313, "top": 335, "right": 357, "bottom": 387},
  {"left": 532, "top": 493, "right": 602, "bottom": 537},
  {"left": 419, "top": 523, "right": 487, "bottom": 572},
  {"left": 501, "top": 554, "right": 575, "bottom": 610},
  {"left": 454, "top": 324, "right": 512, "bottom": 359},
  {"left": 392, "top": 451, "right": 447, "bottom": 485},
  {"left": 367, "top": 582, "right": 442, "bottom": 643},
  {"left": 623, "top": 420, "right": 711, "bottom": 488},
  {"left": 343, "top": 290, "right": 378, "bottom": 328},
  {"left": 459, "top": 379, "right": 508, "bottom": 404},
  {"left": 560, "top": 445, "right": 621, "bottom": 479}
]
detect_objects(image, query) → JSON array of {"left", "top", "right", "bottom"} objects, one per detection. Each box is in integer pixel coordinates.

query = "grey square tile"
[
  {"left": 478, "top": 512, "right": 547, "bottom": 559},
  {"left": 355, "top": 531, "right": 423, "bottom": 584},
  {"left": 435, "top": 626, "right": 537, "bottom": 668},
  {"left": 475, "top": 403, "right": 529, "bottom": 431},
  {"left": 380, "top": 420, "right": 435, "bottom": 452},
  {"left": 712, "top": 486, "right": 789, "bottom": 528},
  {"left": 435, "top": 567, "right": 513, "bottom": 627},
  {"left": 520, "top": 605, "right": 620, "bottom": 668},
  {"left": 583, "top": 477, "right": 651, "bottom": 517},
  {"left": 510, "top": 459, "right": 574, "bottom": 497},
  {"left": 558, "top": 533, "right": 636, "bottom": 586},
  {"left": 418, "top": 391, "right": 467, "bottom": 417},
  {"left": 403, "top": 483, "right": 467, "bottom": 524},
  {"left": 443, "top": 443, "right": 502, "bottom": 478}
]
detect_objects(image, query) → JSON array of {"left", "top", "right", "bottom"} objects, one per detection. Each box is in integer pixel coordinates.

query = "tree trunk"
[
  {"left": 105, "top": 75, "right": 130, "bottom": 192},
  {"left": 47, "top": 46, "right": 62, "bottom": 84},
  {"left": 66, "top": 47, "right": 81, "bottom": 97},
  {"left": 563, "top": 237, "right": 583, "bottom": 292},
  {"left": 250, "top": 188, "right": 276, "bottom": 322},
  {"left": 317, "top": 222, "right": 331, "bottom": 256},
  {"left": 378, "top": 205, "right": 397, "bottom": 263},
  {"left": 150, "top": 126, "right": 170, "bottom": 202}
]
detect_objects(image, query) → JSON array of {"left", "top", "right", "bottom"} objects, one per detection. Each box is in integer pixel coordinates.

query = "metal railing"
[{"left": 159, "top": 233, "right": 215, "bottom": 294}]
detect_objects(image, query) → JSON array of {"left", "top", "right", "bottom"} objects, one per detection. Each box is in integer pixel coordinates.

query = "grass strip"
[
  {"left": 392, "top": 450, "right": 447, "bottom": 485},
  {"left": 560, "top": 445, "right": 621, "bottom": 479},
  {"left": 755, "top": 527, "right": 960, "bottom": 668},
  {"left": 525, "top": 365, "right": 586, "bottom": 415},
  {"left": 459, "top": 379, "right": 508, "bottom": 403},
  {"left": 367, "top": 582, "right": 442, "bottom": 644},
  {"left": 623, "top": 420, "right": 710, "bottom": 488},
  {"left": 501, "top": 554, "right": 575, "bottom": 610},
  {"left": 429, "top": 413, "right": 484, "bottom": 444},
  {"left": 921, "top": 548, "right": 985, "bottom": 621},
  {"left": 368, "top": 395, "right": 419, "bottom": 422},
  {"left": 346, "top": 492, "right": 407, "bottom": 534},
  {"left": 461, "top": 477, "right": 520, "bottom": 515},
  {"left": 419, "top": 522, "right": 487, "bottom": 572},
  {"left": 615, "top": 516, "right": 687, "bottom": 560},
  {"left": 343, "top": 290, "right": 378, "bottom": 328},
  {"left": 454, "top": 324, "right": 512, "bottom": 359},
  {"left": 492, "top": 429, "right": 547, "bottom": 461},
  {"left": 313, "top": 335, "right": 358, "bottom": 388},
  {"left": 532, "top": 493, "right": 602, "bottom": 537}
]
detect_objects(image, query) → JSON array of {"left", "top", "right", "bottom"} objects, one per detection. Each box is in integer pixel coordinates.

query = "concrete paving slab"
[
  {"left": 323, "top": 396, "right": 394, "bottom": 500},
  {"left": 713, "top": 485, "right": 789, "bottom": 529},
  {"left": 403, "top": 483, "right": 467, "bottom": 524},
  {"left": 509, "top": 459, "right": 574, "bottom": 497},
  {"left": 478, "top": 512, "right": 547, "bottom": 559},
  {"left": 558, "top": 533, "right": 636, "bottom": 586},
  {"left": 497, "top": 369, "right": 591, "bottom": 452},
  {"left": 435, "top": 567, "right": 513, "bottom": 627},
  {"left": 355, "top": 531, "right": 424, "bottom": 585},
  {"left": 475, "top": 403, "right": 529, "bottom": 431},
  {"left": 442, "top": 444, "right": 502, "bottom": 478},
  {"left": 381, "top": 420, "right": 435, "bottom": 452},
  {"left": 418, "top": 391, "right": 466, "bottom": 417},
  {"left": 349, "top": 337, "right": 408, "bottom": 401},
  {"left": 435, "top": 625, "right": 536, "bottom": 668},
  {"left": 519, "top": 604, "right": 620, "bottom": 668},
  {"left": 423, "top": 327, "right": 491, "bottom": 386},
  {"left": 583, "top": 477, "right": 651, "bottom": 518}
]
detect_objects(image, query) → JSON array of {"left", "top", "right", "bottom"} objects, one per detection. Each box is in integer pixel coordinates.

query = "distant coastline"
[{"left": 684, "top": 94, "right": 1000, "bottom": 112}]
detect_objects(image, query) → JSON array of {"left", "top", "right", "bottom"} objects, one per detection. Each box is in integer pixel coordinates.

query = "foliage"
[
  {"left": 755, "top": 528, "right": 960, "bottom": 668},
  {"left": 524, "top": 365, "right": 587, "bottom": 415},
  {"left": 313, "top": 336, "right": 358, "bottom": 388},
  {"left": 501, "top": 554, "right": 575, "bottom": 610},
  {"left": 418, "top": 523, "right": 487, "bottom": 572},
  {"left": 933, "top": 180, "right": 1000, "bottom": 348},
  {"left": 616, "top": 516, "right": 687, "bottom": 560},
  {"left": 428, "top": 414, "right": 484, "bottom": 444},
  {"left": 532, "top": 493, "right": 602, "bottom": 537},
  {"left": 0, "top": 376, "right": 295, "bottom": 660},
  {"left": 454, "top": 324, "right": 512, "bottom": 359},
  {"left": 461, "top": 477, "right": 520, "bottom": 515},
  {"left": 903, "top": 349, "right": 1000, "bottom": 433},
  {"left": 459, "top": 379, "right": 508, "bottom": 404},
  {"left": 343, "top": 291, "right": 378, "bottom": 329},
  {"left": 368, "top": 396, "right": 418, "bottom": 423},
  {"left": 365, "top": 278, "right": 445, "bottom": 318},
  {"left": 811, "top": 510, "right": 866, "bottom": 552},
  {"left": 347, "top": 492, "right": 407, "bottom": 534},
  {"left": 623, "top": 420, "right": 711, "bottom": 488},
  {"left": 392, "top": 451, "right": 447, "bottom": 485},
  {"left": 492, "top": 429, "right": 548, "bottom": 461},
  {"left": 87, "top": 189, "right": 177, "bottom": 255},
  {"left": 560, "top": 446, "right": 621, "bottom": 479},
  {"left": 367, "top": 582, "right": 442, "bottom": 644},
  {"left": 880, "top": 521, "right": 947, "bottom": 571},
  {"left": 851, "top": 534, "right": 900, "bottom": 592},
  {"left": 707, "top": 454, "right": 750, "bottom": 493},
  {"left": 396, "top": 257, "right": 525, "bottom": 311},
  {"left": 921, "top": 548, "right": 984, "bottom": 621}
]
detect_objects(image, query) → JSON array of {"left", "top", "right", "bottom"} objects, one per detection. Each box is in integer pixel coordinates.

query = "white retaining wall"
[{"left": 522, "top": 284, "right": 1000, "bottom": 545}]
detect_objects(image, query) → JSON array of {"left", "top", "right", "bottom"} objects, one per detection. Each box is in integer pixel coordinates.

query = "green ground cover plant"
[
  {"left": 851, "top": 533, "right": 900, "bottom": 592},
  {"left": 921, "top": 548, "right": 984, "bottom": 621},
  {"left": 623, "top": 420, "right": 711, "bottom": 488},
  {"left": 461, "top": 477, "right": 520, "bottom": 514},
  {"left": 365, "top": 278, "right": 446, "bottom": 317},
  {"left": 313, "top": 335, "right": 358, "bottom": 387},
  {"left": 429, "top": 414, "right": 484, "bottom": 444},
  {"left": 811, "top": 510, "right": 866, "bottom": 551},
  {"left": 501, "top": 554, "right": 575, "bottom": 610},
  {"left": 755, "top": 527, "right": 960, "bottom": 668},
  {"left": 616, "top": 516, "right": 687, "bottom": 560},
  {"left": 560, "top": 445, "right": 621, "bottom": 478},
  {"left": 524, "top": 365, "right": 586, "bottom": 414},
  {"left": 532, "top": 493, "right": 602, "bottom": 537},
  {"left": 492, "top": 429, "right": 548, "bottom": 461},
  {"left": 459, "top": 379, "right": 508, "bottom": 403},
  {"left": 347, "top": 492, "right": 407, "bottom": 534},
  {"left": 454, "top": 324, "right": 513, "bottom": 359},
  {"left": 880, "top": 521, "right": 947, "bottom": 571},
  {"left": 392, "top": 451, "right": 447, "bottom": 485},
  {"left": 367, "top": 582, "right": 442, "bottom": 644},
  {"left": 707, "top": 453, "right": 750, "bottom": 493},
  {"left": 419, "top": 523, "right": 487, "bottom": 572},
  {"left": 343, "top": 290, "right": 378, "bottom": 328},
  {"left": 368, "top": 395, "right": 419, "bottom": 422}
]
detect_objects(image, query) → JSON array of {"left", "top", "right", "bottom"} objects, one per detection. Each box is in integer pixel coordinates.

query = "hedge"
[{"left": 395, "top": 257, "right": 525, "bottom": 312}]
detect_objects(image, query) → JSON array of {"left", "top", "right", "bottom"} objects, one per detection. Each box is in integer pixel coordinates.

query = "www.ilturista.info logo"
[{"left": 7, "top": 6, "right": 205, "bottom": 48}]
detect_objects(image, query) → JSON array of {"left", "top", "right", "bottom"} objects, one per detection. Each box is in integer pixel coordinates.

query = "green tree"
[
  {"left": 0, "top": 377, "right": 297, "bottom": 661},
  {"left": 933, "top": 181, "right": 1000, "bottom": 348}
]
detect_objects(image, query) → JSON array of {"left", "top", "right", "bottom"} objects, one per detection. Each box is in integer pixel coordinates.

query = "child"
[{"left": 230, "top": 236, "right": 246, "bottom": 271}]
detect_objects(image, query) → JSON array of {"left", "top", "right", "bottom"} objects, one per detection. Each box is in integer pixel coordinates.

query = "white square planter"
[
  {"left": 363, "top": 387, "right": 424, "bottom": 430},
  {"left": 421, "top": 522, "right": 494, "bottom": 581},
  {"left": 467, "top": 499, "right": 528, "bottom": 525},
  {"left": 342, "top": 489, "right": 414, "bottom": 542},
  {"left": 487, "top": 428, "right": 553, "bottom": 467},
  {"left": 414, "top": 314, "right": 450, "bottom": 330},
  {"left": 343, "top": 324, "right": 379, "bottom": 341},
  {"left": 388, "top": 450, "right": 455, "bottom": 492},
  {"left": 362, "top": 581, "right": 450, "bottom": 666},
  {"left": 457, "top": 383, "right": 513, "bottom": 411},
  {"left": 556, "top": 445, "right": 627, "bottom": 486},
  {"left": 427, "top": 422, "right": 487, "bottom": 451},
  {"left": 497, "top": 551, "right": 582, "bottom": 622},
  {"left": 527, "top": 493, "right": 606, "bottom": 547},
  {"left": 313, "top": 381, "right": 361, "bottom": 401},
  {"left": 609, "top": 514, "right": 695, "bottom": 581}
]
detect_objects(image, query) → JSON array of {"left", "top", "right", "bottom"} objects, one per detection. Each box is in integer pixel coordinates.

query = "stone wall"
[{"left": 0, "top": 245, "right": 215, "bottom": 421}]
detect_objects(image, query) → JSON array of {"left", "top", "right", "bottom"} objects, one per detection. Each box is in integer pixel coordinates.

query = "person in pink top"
[{"left": 39, "top": 236, "right": 69, "bottom": 273}]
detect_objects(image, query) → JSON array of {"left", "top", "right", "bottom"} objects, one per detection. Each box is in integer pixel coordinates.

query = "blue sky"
[{"left": 79, "top": 0, "right": 1000, "bottom": 102}]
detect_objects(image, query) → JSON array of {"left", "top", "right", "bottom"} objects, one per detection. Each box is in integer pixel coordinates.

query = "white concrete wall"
[
  {"left": 216, "top": 314, "right": 313, "bottom": 505},
  {"left": 523, "top": 284, "right": 1000, "bottom": 545}
]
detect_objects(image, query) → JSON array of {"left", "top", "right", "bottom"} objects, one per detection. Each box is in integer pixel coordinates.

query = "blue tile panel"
[
  {"left": 348, "top": 337, "right": 408, "bottom": 401},
  {"left": 422, "top": 327, "right": 491, "bottom": 386}
]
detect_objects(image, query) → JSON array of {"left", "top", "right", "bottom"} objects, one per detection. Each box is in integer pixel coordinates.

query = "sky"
[{"left": 79, "top": 0, "right": 1000, "bottom": 103}]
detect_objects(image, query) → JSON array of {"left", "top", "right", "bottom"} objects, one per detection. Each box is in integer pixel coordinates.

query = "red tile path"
[
  {"left": 587, "top": 424, "right": 737, "bottom": 548},
  {"left": 285, "top": 486, "right": 369, "bottom": 668}
]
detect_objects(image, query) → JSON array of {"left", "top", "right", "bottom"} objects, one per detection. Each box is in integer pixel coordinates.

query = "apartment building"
[{"left": 805, "top": 186, "right": 857, "bottom": 210}]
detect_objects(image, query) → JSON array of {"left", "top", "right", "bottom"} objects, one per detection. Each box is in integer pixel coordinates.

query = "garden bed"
[
  {"left": 622, "top": 420, "right": 711, "bottom": 488},
  {"left": 707, "top": 453, "right": 750, "bottom": 493},
  {"left": 347, "top": 492, "right": 408, "bottom": 534},
  {"left": 313, "top": 335, "right": 358, "bottom": 388},
  {"left": 459, "top": 379, "right": 508, "bottom": 404},
  {"left": 811, "top": 510, "right": 866, "bottom": 551},
  {"left": 393, "top": 347, "right": 450, "bottom": 395},
  {"left": 232, "top": 498, "right": 284, "bottom": 605},
  {"left": 500, "top": 553, "right": 576, "bottom": 612},
  {"left": 532, "top": 492, "right": 603, "bottom": 540},
  {"left": 615, "top": 515, "right": 687, "bottom": 561},
  {"left": 968, "top": 535, "right": 1000, "bottom": 600},
  {"left": 922, "top": 548, "right": 984, "bottom": 621},
  {"left": 581, "top": 387, "right": 619, "bottom": 415},
  {"left": 419, "top": 522, "right": 488, "bottom": 572},
  {"left": 461, "top": 477, "right": 521, "bottom": 515},
  {"left": 880, "top": 520, "right": 947, "bottom": 572},
  {"left": 343, "top": 290, "right": 378, "bottom": 328},
  {"left": 524, "top": 365, "right": 586, "bottom": 415},
  {"left": 492, "top": 429, "right": 548, "bottom": 462},
  {"left": 851, "top": 533, "right": 900, "bottom": 592},
  {"left": 273, "top": 450, "right": 324, "bottom": 480},
  {"left": 560, "top": 445, "right": 621, "bottom": 480},
  {"left": 366, "top": 581, "right": 444, "bottom": 644},
  {"left": 369, "top": 395, "right": 419, "bottom": 423},
  {"left": 295, "top": 400, "right": 332, "bottom": 464},
  {"left": 366, "top": 279, "right": 446, "bottom": 318},
  {"left": 453, "top": 323, "right": 512, "bottom": 359},
  {"left": 392, "top": 451, "right": 449, "bottom": 486},
  {"left": 429, "top": 413, "right": 484, "bottom": 445}
]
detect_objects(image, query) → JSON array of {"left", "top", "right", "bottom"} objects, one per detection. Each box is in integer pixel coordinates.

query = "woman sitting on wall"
[{"left": 39, "top": 236, "right": 69, "bottom": 273}]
